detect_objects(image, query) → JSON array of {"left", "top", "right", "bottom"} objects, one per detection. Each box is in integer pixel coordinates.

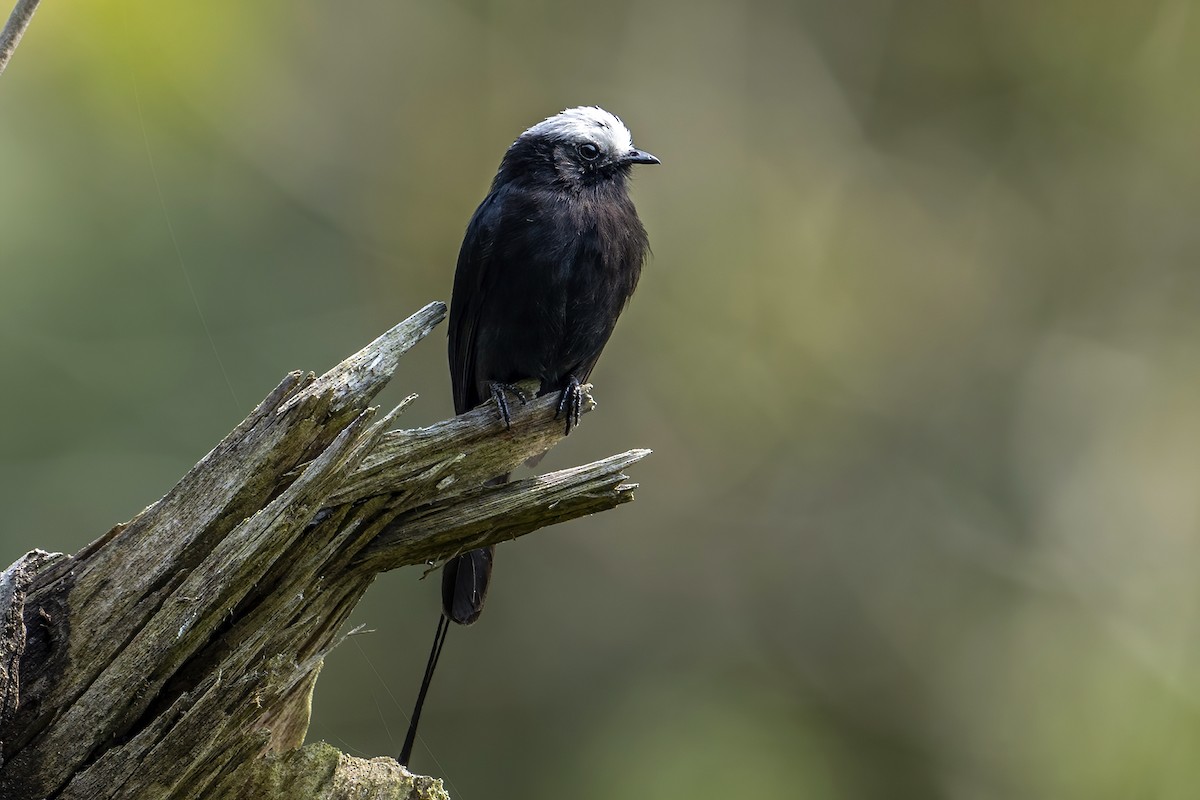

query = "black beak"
[{"left": 624, "top": 149, "right": 661, "bottom": 165}]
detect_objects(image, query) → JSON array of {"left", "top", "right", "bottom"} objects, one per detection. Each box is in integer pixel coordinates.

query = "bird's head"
[{"left": 497, "top": 106, "right": 659, "bottom": 191}]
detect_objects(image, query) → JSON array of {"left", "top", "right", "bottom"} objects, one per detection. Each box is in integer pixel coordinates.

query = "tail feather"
[
  {"left": 440, "top": 546, "right": 494, "bottom": 625},
  {"left": 398, "top": 615, "right": 449, "bottom": 766},
  {"left": 399, "top": 471, "right": 509, "bottom": 765}
]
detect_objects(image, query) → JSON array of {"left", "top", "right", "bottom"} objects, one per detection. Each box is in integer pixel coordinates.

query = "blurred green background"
[{"left": 4, "top": 1, "right": 1200, "bottom": 797}]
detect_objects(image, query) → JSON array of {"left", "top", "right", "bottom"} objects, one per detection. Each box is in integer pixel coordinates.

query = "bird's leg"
[
  {"left": 554, "top": 375, "right": 584, "bottom": 436},
  {"left": 488, "top": 381, "right": 531, "bottom": 429}
]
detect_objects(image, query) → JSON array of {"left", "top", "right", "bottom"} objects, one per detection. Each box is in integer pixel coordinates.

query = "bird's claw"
[
  {"left": 554, "top": 376, "right": 584, "bottom": 436},
  {"left": 489, "top": 382, "right": 531, "bottom": 429}
]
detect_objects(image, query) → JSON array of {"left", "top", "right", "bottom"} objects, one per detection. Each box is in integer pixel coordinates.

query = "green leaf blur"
[{"left": 4, "top": 1, "right": 1200, "bottom": 798}]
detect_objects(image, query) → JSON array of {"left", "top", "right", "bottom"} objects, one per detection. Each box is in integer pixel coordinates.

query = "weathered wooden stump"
[{"left": 0, "top": 302, "right": 648, "bottom": 799}]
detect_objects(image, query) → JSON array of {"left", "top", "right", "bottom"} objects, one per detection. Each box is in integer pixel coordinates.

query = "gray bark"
[
  {"left": 0, "top": 0, "right": 40, "bottom": 76},
  {"left": 0, "top": 302, "right": 648, "bottom": 799}
]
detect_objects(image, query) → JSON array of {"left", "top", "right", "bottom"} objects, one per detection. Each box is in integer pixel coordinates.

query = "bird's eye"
[{"left": 578, "top": 143, "right": 601, "bottom": 161}]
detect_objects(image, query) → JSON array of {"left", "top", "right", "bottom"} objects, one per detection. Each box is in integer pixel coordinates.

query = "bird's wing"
[
  {"left": 568, "top": 353, "right": 603, "bottom": 388},
  {"left": 448, "top": 190, "right": 501, "bottom": 415}
]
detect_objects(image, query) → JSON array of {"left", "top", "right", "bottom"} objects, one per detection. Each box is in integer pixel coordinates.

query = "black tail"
[
  {"left": 440, "top": 546, "right": 495, "bottom": 625},
  {"left": 398, "top": 614, "right": 449, "bottom": 766},
  {"left": 398, "top": 545, "right": 495, "bottom": 766}
]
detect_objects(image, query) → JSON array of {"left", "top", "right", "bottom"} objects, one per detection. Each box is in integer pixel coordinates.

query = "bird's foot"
[
  {"left": 489, "top": 382, "right": 531, "bottom": 429},
  {"left": 554, "top": 375, "right": 584, "bottom": 436}
]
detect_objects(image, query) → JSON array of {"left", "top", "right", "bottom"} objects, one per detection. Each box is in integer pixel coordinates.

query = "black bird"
[{"left": 399, "top": 106, "right": 658, "bottom": 766}]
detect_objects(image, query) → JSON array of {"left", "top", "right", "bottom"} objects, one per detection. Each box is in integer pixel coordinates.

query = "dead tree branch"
[
  {"left": 0, "top": 0, "right": 41, "bottom": 76},
  {"left": 0, "top": 301, "right": 649, "bottom": 800}
]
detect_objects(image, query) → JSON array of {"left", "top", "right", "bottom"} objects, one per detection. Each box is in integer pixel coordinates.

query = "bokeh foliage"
[{"left": 3, "top": 1, "right": 1200, "bottom": 798}]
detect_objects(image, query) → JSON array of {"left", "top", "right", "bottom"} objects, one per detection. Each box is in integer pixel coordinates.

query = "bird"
[{"left": 398, "top": 106, "right": 658, "bottom": 766}]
